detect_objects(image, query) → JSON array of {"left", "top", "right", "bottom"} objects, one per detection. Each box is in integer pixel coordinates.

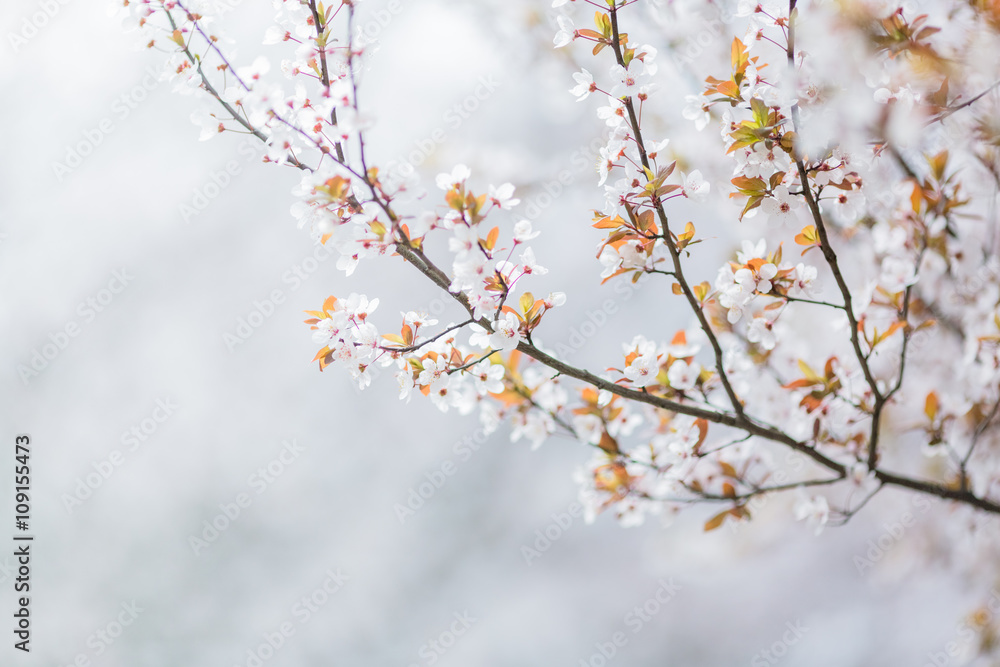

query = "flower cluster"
[{"left": 135, "top": 0, "right": 1000, "bottom": 633}]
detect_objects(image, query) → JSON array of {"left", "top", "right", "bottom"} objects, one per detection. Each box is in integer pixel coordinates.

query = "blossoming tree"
[{"left": 121, "top": 0, "right": 1000, "bottom": 605}]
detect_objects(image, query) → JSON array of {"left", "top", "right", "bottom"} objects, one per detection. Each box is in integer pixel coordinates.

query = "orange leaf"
[
  {"left": 924, "top": 391, "right": 939, "bottom": 421},
  {"left": 484, "top": 226, "right": 500, "bottom": 251},
  {"left": 783, "top": 378, "right": 818, "bottom": 390},
  {"left": 600, "top": 267, "right": 631, "bottom": 284},
  {"left": 730, "top": 37, "right": 746, "bottom": 70},
  {"left": 884, "top": 320, "right": 907, "bottom": 339},
  {"left": 598, "top": 431, "right": 620, "bottom": 455},
  {"left": 716, "top": 79, "right": 740, "bottom": 98},
  {"left": 704, "top": 510, "right": 729, "bottom": 532},
  {"left": 719, "top": 461, "right": 738, "bottom": 478},
  {"left": 508, "top": 349, "right": 523, "bottom": 373},
  {"left": 445, "top": 190, "right": 464, "bottom": 210},
  {"left": 910, "top": 182, "right": 923, "bottom": 212},
  {"left": 593, "top": 216, "right": 624, "bottom": 229},
  {"left": 492, "top": 389, "right": 525, "bottom": 406},
  {"left": 794, "top": 225, "right": 818, "bottom": 246},
  {"left": 694, "top": 418, "right": 708, "bottom": 453},
  {"left": 519, "top": 292, "right": 535, "bottom": 315}
]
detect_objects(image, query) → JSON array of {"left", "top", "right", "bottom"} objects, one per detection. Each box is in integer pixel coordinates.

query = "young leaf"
[
  {"left": 704, "top": 509, "right": 730, "bottom": 532},
  {"left": 924, "top": 391, "right": 939, "bottom": 421}
]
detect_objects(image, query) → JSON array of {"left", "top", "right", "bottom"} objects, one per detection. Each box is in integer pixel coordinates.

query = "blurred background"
[{"left": 0, "top": 0, "right": 989, "bottom": 665}]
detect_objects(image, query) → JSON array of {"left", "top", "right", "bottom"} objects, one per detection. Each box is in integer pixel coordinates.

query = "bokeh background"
[{"left": 0, "top": 0, "right": 988, "bottom": 665}]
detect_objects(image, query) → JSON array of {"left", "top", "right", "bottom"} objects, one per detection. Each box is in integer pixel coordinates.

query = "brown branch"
[
  {"left": 786, "top": 1, "right": 885, "bottom": 469},
  {"left": 933, "top": 78, "right": 1000, "bottom": 122},
  {"left": 305, "top": 0, "right": 349, "bottom": 166},
  {"left": 781, "top": 295, "right": 846, "bottom": 309},
  {"left": 165, "top": 2, "right": 310, "bottom": 171},
  {"left": 381, "top": 319, "right": 474, "bottom": 354},
  {"left": 608, "top": 5, "right": 746, "bottom": 420},
  {"left": 678, "top": 474, "right": 845, "bottom": 504},
  {"left": 961, "top": 397, "right": 1000, "bottom": 491}
]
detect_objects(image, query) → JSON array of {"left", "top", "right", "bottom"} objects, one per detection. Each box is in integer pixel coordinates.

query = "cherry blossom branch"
[
  {"left": 785, "top": 0, "right": 885, "bottom": 462},
  {"left": 781, "top": 295, "right": 845, "bottom": 310},
  {"left": 391, "top": 234, "right": 856, "bottom": 484},
  {"left": 170, "top": 0, "right": 370, "bottom": 198},
  {"left": 829, "top": 481, "right": 886, "bottom": 526},
  {"left": 448, "top": 351, "right": 496, "bottom": 374},
  {"left": 873, "top": 468, "right": 1000, "bottom": 513},
  {"left": 961, "top": 397, "right": 1000, "bottom": 491},
  {"left": 291, "top": 0, "right": 1000, "bottom": 519},
  {"left": 607, "top": 5, "right": 746, "bottom": 420},
  {"left": 933, "top": 77, "right": 1000, "bottom": 122},
  {"left": 670, "top": 464, "right": 1000, "bottom": 515},
  {"left": 519, "top": 391, "right": 580, "bottom": 440},
  {"left": 375, "top": 210, "right": 857, "bottom": 481},
  {"left": 675, "top": 474, "right": 845, "bottom": 504},
  {"left": 304, "top": 0, "right": 349, "bottom": 165},
  {"left": 859, "top": 246, "right": 925, "bottom": 472},
  {"left": 884, "top": 249, "right": 924, "bottom": 402},
  {"left": 695, "top": 433, "right": 753, "bottom": 457},
  {"left": 451, "top": 4, "right": 1000, "bottom": 517},
  {"left": 511, "top": 340, "right": 852, "bottom": 476},
  {"left": 385, "top": 224, "right": 836, "bottom": 472},
  {"left": 163, "top": 3, "right": 311, "bottom": 171},
  {"left": 382, "top": 319, "right": 474, "bottom": 354},
  {"left": 777, "top": 0, "right": 1000, "bottom": 514}
]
